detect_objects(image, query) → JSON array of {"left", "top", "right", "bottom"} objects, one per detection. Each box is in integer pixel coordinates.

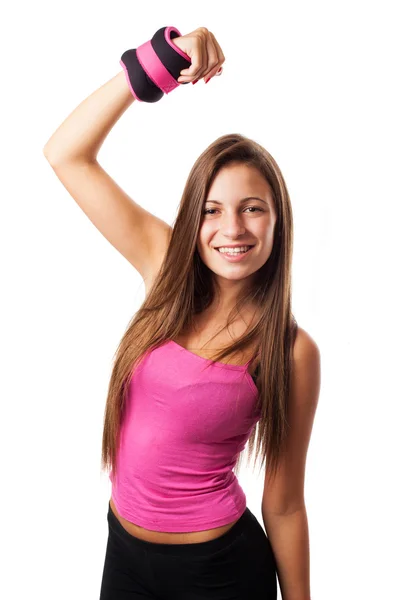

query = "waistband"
[{"left": 107, "top": 502, "right": 253, "bottom": 557}]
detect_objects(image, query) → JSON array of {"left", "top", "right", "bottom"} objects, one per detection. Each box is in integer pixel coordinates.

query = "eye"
[
  {"left": 245, "top": 207, "right": 263, "bottom": 213},
  {"left": 203, "top": 207, "right": 264, "bottom": 215}
]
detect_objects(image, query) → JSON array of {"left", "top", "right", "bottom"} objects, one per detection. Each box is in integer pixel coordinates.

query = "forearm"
[
  {"left": 261, "top": 504, "right": 311, "bottom": 600},
  {"left": 43, "top": 70, "right": 134, "bottom": 164}
]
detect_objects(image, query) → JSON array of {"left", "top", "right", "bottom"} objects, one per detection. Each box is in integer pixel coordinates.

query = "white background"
[{"left": 1, "top": 1, "right": 407, "bottom": 598}]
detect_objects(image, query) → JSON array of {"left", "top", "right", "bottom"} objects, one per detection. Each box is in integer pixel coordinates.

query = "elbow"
[
  {"left": 262, "top": 497, "right": 307, "bottom": 518},
  {"left": 43, "top": 143, "right": 56, "bottom": 164}
]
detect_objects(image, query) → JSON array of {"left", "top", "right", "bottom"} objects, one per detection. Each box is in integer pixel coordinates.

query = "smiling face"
[{"left": 197, "top": 162, "right": 277, "bottom": 306}]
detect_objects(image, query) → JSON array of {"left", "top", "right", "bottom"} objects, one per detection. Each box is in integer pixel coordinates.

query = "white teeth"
[{"left": 217, "top": 246, "right": 251, "bottom": 254}]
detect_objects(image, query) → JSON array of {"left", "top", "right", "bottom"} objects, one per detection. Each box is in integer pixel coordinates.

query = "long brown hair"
[{"left": 100, "top": 133, "right": 298, "bottom": 485}]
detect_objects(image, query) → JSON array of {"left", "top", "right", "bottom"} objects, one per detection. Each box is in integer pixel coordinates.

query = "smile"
[{"left": 214, "top": 245, "right": 255, "bottom": 262}]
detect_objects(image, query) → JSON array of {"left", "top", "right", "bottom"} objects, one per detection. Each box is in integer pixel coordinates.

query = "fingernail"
[
  {"left": 205, "top": 77, "right": 212, "bottom": 84},
  {"left": 192, "top": 79, "right": 199, "bottom": 85}
]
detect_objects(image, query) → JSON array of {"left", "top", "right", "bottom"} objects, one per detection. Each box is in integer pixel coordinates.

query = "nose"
[{"left": 219, "top": 212, "right": 247, "bottom": 238}]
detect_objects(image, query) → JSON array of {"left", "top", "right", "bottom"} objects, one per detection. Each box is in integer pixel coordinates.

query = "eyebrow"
[{"left": 205, "top": 196, "right": 269, "bottom": 205}]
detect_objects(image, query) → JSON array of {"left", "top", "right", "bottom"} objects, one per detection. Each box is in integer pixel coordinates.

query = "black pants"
[{"left": 99, "top": 501, "right": 277, "bottom": 599}]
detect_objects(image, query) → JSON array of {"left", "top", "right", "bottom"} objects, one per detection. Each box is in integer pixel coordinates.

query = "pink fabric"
[
  {"left": 109, "top": 340, "right": 261, "bottom": 532},
  {"left": 137, "top": 39, "right": 180, "bottom": 95}
]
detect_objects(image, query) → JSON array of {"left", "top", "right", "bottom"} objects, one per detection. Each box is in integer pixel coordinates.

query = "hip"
[{"left": 109, "top": 496, "right": 241, "bottom": 545}]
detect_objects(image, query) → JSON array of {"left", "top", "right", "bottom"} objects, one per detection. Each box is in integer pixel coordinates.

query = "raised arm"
[{"left": 43, "top": 69, "right": 172, "bottom": 282}]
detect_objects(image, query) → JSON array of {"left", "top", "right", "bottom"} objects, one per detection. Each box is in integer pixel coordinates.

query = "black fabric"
[
  {"left": 120, "top": 48, "right": 164, "bottom": 103},
  {"left": 99, "top": 502, "right": 277, "bottom": 599},
  {"left": 151, "top": 27, "right": 192, "bottom": 83}
]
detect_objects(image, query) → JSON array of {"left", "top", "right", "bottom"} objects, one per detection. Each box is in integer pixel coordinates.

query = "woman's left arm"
[
  {"left": 261, "top": 327, "right": 321, "bottom": 600},
  {"left": 262, "top": 505, "right": 311, "bottom": 600}
]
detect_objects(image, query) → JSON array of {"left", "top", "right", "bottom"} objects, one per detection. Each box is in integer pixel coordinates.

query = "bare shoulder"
[
  {"left": 291, "top": 326, "right": 321, "bottom": 407},
  {"left": 293, "top": 326, "right": 320, "bottom": 361}
]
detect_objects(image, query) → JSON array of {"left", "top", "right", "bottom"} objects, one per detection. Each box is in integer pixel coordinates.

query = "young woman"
[{"left": 44, "top": 25, "right": 320, "bottom": 600}]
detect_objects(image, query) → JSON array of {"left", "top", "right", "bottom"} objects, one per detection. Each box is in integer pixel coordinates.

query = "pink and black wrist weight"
[{"left": 120, "top": 26, "right": 192, "bottom": 103}]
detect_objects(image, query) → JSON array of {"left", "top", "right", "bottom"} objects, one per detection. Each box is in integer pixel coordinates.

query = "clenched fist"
[{"left": 172, "top": 27, "right": 225, "bottom": 84}]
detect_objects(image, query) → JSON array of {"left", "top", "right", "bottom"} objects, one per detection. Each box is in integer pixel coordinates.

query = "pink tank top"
[{"left": 109, "top": 339, "right": 261, "bottom": 532}]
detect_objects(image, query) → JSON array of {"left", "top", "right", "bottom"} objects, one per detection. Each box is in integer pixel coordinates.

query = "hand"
[{"left": 172, "top": 27, "right": 225, "bottom": 84}]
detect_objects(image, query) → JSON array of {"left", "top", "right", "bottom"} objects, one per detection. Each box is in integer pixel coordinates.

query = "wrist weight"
[{"left": 120, "top": 26, "right": 192, "bottom": 103}]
